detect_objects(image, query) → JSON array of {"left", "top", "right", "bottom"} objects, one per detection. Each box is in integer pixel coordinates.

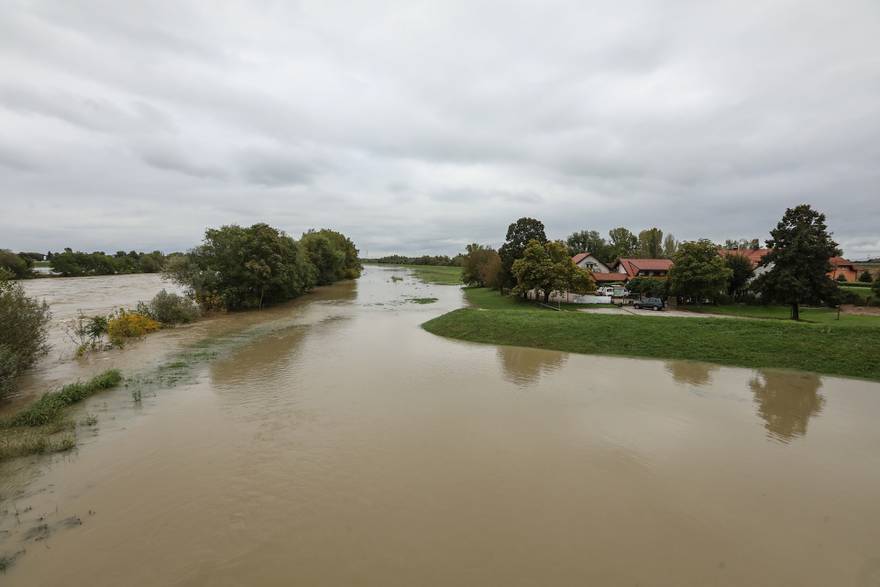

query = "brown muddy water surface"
[{"left": 2, "top": 266, "right": 880, "bottom": 586}]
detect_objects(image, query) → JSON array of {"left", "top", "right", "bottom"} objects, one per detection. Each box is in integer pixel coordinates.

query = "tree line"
[
  {"left": 0, "top": 248, "right": 169, "bottom": 278},
  {"left": 369, "top": 254, "right": 463, "bottom": 267}
]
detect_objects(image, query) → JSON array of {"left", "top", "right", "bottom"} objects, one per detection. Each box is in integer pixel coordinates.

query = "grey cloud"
[{"left": 0, "top": 0, "right": 878, "bottom": 258}]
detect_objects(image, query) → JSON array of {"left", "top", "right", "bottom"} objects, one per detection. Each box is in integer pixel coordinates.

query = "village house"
[
  {"left": 613, "top": 258, "right": 674, "bottom": 279},
  {"left": 717, "top": 248, "right": 859, "bottom": 282}
]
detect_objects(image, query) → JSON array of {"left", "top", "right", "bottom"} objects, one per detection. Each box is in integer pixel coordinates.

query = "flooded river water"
[{"left": 2, "top": 266, "right": 880, "bottom": 586}]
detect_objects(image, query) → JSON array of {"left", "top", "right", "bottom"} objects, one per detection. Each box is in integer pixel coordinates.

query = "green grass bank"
[{"left": 424, "top": 289, "right": 880, "bottom": 381}]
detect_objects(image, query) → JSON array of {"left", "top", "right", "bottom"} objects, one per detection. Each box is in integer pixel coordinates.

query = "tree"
[
  {"left": 165, "top": 223, "right": 319, "bottom": 310},
  {"left": 299, "top": 229, "right": 361, "bottom": 286},
  {"left": 725, "top": 253, "right": 755, "bottom": 298},
  {"left": 499, "top": 218, "right": 547, "bottom": 293},
  {"left": 461, "top": 244, "right": 501, "bottom": 288},
  {"left": 874, "top": 275, "right": 880, "bottom": 299},
  {"left": 662, "top": 234, "right": 678, "bottom": 258},
  {"left": 626, "top": 276, "right": 667, "bottom": 298},
  {"left": 0, "top": 250, "right": 32, "bottom": 279},
  {"left": 638, "top": 228, "right": 663, "bottom": 258},
  {"left": 753, "top": 205, "right": 840, "bottom": 320},
  {"left": 669, "top": 240, "right": 732, "bottom": 303},
  {"left": 0, "top": 275, "right": 51, "bottom": 398},
  {"left": 858, "top": 270, "right": 873, "bottom": 283},
  {"left": 608, "top": 227, "right": 637, "bottom": 259},
  {"left": 512, "top": 240, "right": 593, "bottom": 303},
  {"left": 565, "top": 230, "right": 612, "bottom": 264}
]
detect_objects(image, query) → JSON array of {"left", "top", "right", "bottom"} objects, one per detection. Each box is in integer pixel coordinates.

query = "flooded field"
[{"left": 2, "top": 266, "right": 880, "bottom": 586}]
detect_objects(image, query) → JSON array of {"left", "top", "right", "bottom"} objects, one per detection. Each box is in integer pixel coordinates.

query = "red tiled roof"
[
  {"left": 717, "top": 248, "right": 770, "bottom": 268},
  {"left": 829, "top": 256, "right": 854, "bottom": 268},
  {"left": 592, "top": 272, "right": 628, "bottom": 282},
  {"left": 571, "top": 252, "right": 590, "bottom": 265},
  {"left": 615, "top": 258, "right": 673, "bottom": 277}
]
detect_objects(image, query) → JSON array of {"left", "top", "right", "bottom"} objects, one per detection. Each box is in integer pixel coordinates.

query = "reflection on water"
[
  {"left": 750, "top": 370, "right": 826, "bottom": 443},
  {"left": 666, "top": 361, "right": 720, "bottom": 386},
  {"left": 496, "top": 345, "right": 567, "bottom": 386}
]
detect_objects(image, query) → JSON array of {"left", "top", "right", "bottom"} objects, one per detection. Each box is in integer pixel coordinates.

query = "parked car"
[{"left": 633, "top": 297, "right": 664, "bottom": 311}]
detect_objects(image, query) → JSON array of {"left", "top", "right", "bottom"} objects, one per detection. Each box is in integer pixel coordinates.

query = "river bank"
[{"left": 422, "top": 288, "right": 880, "bottom": 381}]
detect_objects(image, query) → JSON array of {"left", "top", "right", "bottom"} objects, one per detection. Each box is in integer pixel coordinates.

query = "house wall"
[
  {"left": 575, "top": 255, "right": 611, "bottom": 273},
  {"left": 829, "top": 266, "right": 859, "bottom": 282}
]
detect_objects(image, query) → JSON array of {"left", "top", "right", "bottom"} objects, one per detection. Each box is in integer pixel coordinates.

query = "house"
[
  {"left": 571, "top": 252, "right": 611, "bottom": 273},
  {"left": 718, "top": 248, "right": 859, "bottom": 282},
  {"left": 613, "top": 258, "right": 673, "bottom": 279},
  {"left": 571, "top": 253, "right": 627, "bottom": 284},
  {"left": 717, "top": 248, "right": 772, "bottom": 277},
  {"left": 829, "top": 257, "right": 859, "bottom": 282}
]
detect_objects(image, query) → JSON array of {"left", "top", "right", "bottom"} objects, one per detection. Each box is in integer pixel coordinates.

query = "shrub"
[
  {"left": 0, "top": 278, "right": 51, "bottom": 398},
  {"left": 859, "top": 270, "right": 873, "bottom": 283},
  {"left": 106, "top": 310, "right": 160, "bottom": 347},
  {"left": 6, "top": 370, "right": 123, "bottom": 427},
  {"left": 137, "top": 290, "right": 200, "bottom": 325}
]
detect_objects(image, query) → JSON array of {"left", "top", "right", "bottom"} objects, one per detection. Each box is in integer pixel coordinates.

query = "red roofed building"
[
  {"left": 718, "top": 248, "right": 858, "bottom": 282},
  {"left": 613, "top": 258, "right": 673, "bottom": 279},
  {"left": 717, "top": 248, "right": 771, "bottom": 268},
  {"left": 828, "top": 257, "right": 858, "bottom": 282}
]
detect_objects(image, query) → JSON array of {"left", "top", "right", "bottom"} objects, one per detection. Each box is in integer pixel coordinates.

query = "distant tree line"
[
  {"left": 0, "top": 248, "right": 172, "bottom": 278},
  {"left": 165, "top": 224, "right": 361, "bottom": 311},
  {"left": 369, "top": 254, "right": 462, "bottom": 267},
  {"left": 49, "top": 249, "right": 168, "bottom": 277}
]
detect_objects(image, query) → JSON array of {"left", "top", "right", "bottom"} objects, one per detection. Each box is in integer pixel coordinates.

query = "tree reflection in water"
[
  {"left": 750, "top": 370, "right": 825, "bottom": 443},
  {"left": 665, "top": 361, "right": 720, "bottom": 387},
  {"left": 496, "top": 346, "right": 567, "bottom": 387}
]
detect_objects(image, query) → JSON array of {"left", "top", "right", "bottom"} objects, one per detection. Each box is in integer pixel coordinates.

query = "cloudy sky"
[{"left": 2, "top": 0, "right": 879, "bottom": 258}]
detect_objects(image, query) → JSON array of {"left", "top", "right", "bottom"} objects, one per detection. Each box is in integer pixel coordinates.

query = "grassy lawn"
[
  {"left": 403, "top": 264, "right": 463, "bottom": 285},
  {"left": 681, "top": 304, "right": 880, "bottom": 327},
  {"left": 423, "top": 308, "right": 880, "bottom": 381},
  {"left": 841, "top": 286, "right": 875, "bottom": 301}
]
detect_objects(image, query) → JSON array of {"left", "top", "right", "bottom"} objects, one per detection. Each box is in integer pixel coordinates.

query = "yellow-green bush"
[{"left": 107, "top": 310, "right": 160, "bottom": 347}]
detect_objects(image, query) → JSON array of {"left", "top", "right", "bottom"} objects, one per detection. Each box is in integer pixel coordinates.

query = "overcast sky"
[{"left": 1, "top": 1, "right": 879, "bottom": 258}]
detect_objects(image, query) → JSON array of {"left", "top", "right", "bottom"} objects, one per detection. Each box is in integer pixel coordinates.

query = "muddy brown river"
[{"left": 2, "top": 266, "right": 880, "bottom": 586}]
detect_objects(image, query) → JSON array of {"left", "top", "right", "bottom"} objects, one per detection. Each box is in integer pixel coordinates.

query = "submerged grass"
[
  {"left": 423, "top": 303, "right": 880, "bottom": 381},
  {"left": 404, "top": 265, "right": 463, "bottom": 285},
  {"left": 0, "top": 370, "right": 122, "bottom": 462},
  {"left": 4, "top": 370, "right": 122, "bottom": 428},
  {"left": 408, "top": 297, "right": 438, "bottom": 304}
]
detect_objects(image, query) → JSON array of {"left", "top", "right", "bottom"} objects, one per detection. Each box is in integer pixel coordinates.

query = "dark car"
[{"left": 633, "top": 297, "right": 664, "bottom": 311}]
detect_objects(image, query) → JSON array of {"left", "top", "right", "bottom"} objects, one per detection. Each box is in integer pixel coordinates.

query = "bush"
[
  {"left": 137, "top": 290, "right": 200, "bottom": 325},
  {"left": 6, "top": 370, "right": 123, "bottom": 427},
  {"left": 107, "top": 311, "right": 160, "bottom": 347},
  {"left": 0, "top": 278, "right": 51, "bottom": 398},
  {"left": 859, "top": 270, "right": 873, "bottom": 283}
]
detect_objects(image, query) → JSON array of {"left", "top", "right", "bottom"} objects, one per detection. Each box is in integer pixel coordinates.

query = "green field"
[
  {"left": 841, "top": 286, "right": 875, "bottom": 301},
  {"left": 403, "top": 264, "right": 463, "bottom": 285},
  {"left": 423, "top": 290, "right": 880, "bottom": 381},
  {"left": 681, "top": 304, "right": 880, "bottom": 327}
]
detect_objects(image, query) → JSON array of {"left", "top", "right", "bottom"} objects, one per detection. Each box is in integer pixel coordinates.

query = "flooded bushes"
[
  {"left": 165, "top": 223, "right": 361, "bottom": 311},
  {"left": 106, "top": 310, "right": 160, "bottom": 347},
  {"left": 137, "top": 289, "right": 200, "bottom": 324},
  {"left": 0, "top": 277, "right": 51, "bottom": 399}
]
